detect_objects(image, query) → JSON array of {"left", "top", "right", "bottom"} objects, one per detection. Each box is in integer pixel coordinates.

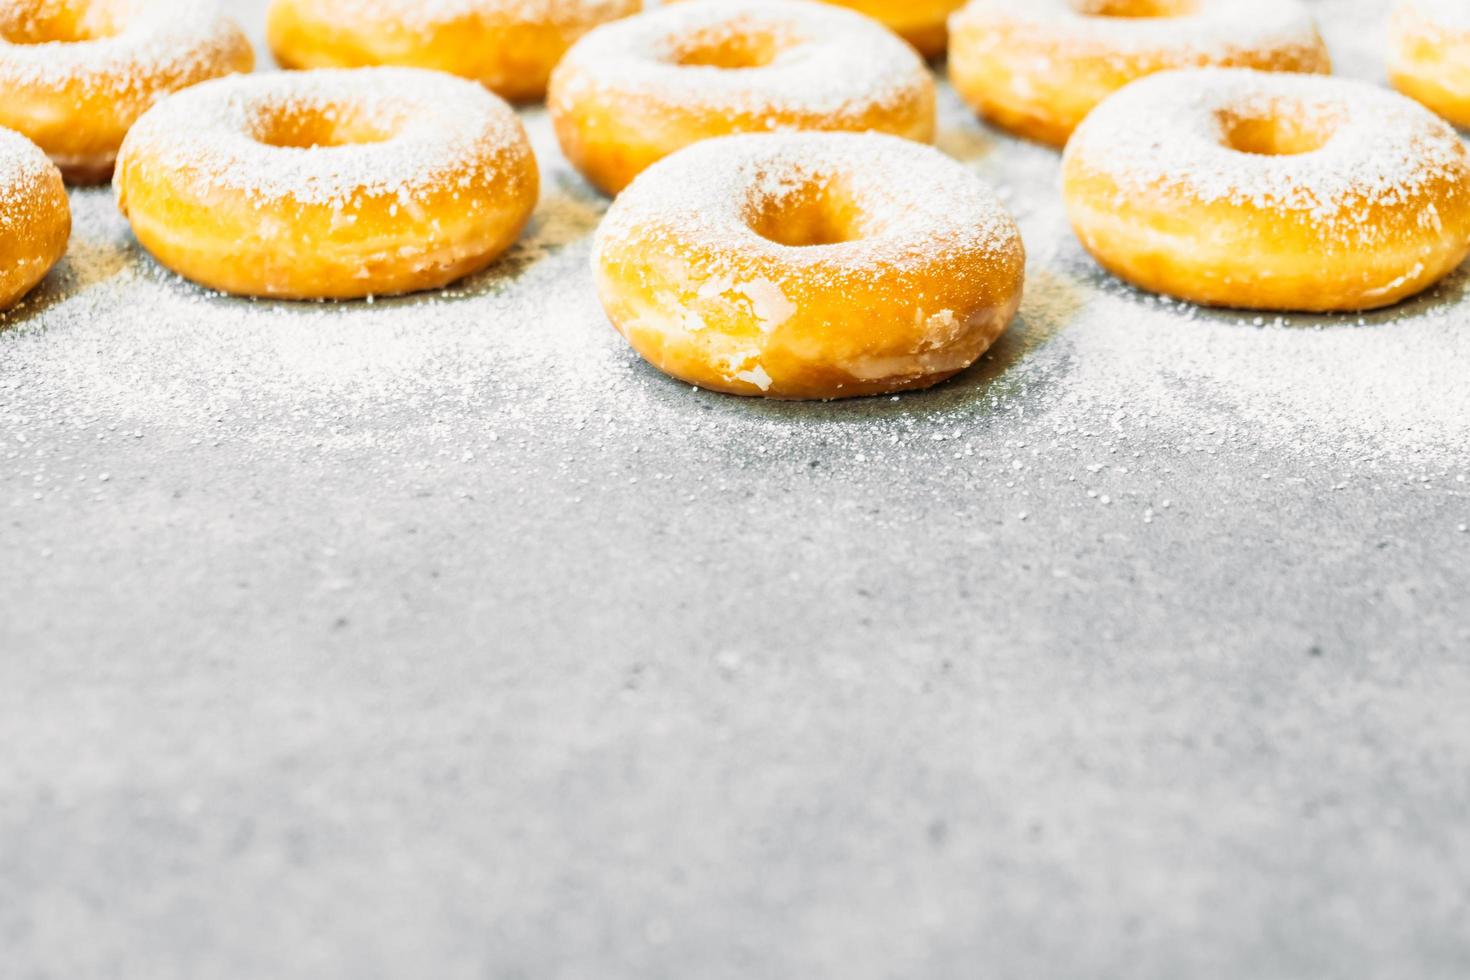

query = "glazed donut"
[
  {"left": 1061, "top": 69, "right": 1470, "bottom": 312},
  {"left": 948, "top": 0, "right": 1331, "bottom": 148},
  {"left": 1390, "top": 1, "right": 1470, "bottom": 129},
  {"left": 0, "top": 128, "right": 69, "bottom": 312},
  {"left": 549, "top": 0, "right": 935, "bottom": 196},
  {"left": 593, "top": 132, "right": 1025, "bottom": 400},
  {"left": 115, "top": 68, "right": 539, "bottom": 300},
  {"left": 0, "top": 0, "right": 253, "bottom": 183},
  {"left": 266, "top": 0, "right": 642, "bottom": 103}
]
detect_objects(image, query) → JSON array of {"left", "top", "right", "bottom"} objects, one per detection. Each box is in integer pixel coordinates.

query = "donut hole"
[
  {"left": 747, "top": 181, "right": 867, "bottom": 248},
  {"left": 670, "top": 26, "right": 788, "bottom": 69},
  {"left": 1071, "top": 0, "right": 1196, "bottom": 17},
  {"left": 0, "top": 0, "right": 121, "bottom": 43},
  {"left": 252, "top": 105, "right": 403, "bottom": 150},
  {"left": 1219, "top": 108, "right": 1337, "bottom": 157}
]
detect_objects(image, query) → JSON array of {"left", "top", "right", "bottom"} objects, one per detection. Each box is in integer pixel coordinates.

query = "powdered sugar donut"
[
  {"left": 1390, "top": 0, "right": 1470, "bottom": 128},
  {"left": 0, "top": 128, "right": 69, "bottom": 312},
  {"left": 266, "top": 0, "right": 642, "bottom": 103},
  {"left": 1062, "top": 69, "right": 1470, "bottom": 312},
  {"left": 949, "top": 0, "right": 1330, "bottom": 148},
  {"left": 594, "top": 131, "right": 1025, "bottom": 400},
  {"left": 549, "top": 0, "right": 935, "bottom": 196},
  {"left": 115, "top": 68, "right": 539, "bottom": 300},
  {"left": 0, "top": 0, "right": 253, "bottom": 183}
]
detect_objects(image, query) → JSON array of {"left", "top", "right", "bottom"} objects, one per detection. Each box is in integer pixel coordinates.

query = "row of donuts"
[
  {"left": 2, "top": 0, "right": 1470, "bottom": 401},
  {"left": 2, "top": 1, "right": 1468, "bottom": 188}
]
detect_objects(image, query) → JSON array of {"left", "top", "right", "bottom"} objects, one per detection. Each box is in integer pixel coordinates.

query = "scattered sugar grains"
[
  {"left": 959, "top": 0, "right": 1326, "bottom": 60},
  {"left": 316, "top": 0, "right": 638, "bottom": 28},
  {"left": 2, "top": 0, "right": 1469, "bottom": 508},
  {"left": 553, "top": 0, "right": 927, "bottom": 120}
]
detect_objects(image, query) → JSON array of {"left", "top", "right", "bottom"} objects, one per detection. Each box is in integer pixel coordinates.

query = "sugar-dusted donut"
[
  {"left": 1062, "top": 68, "right": 1470, "bottom": 312},
  {"left": 0, "top": 128, "right": 69, "bottom": 312},
  {"left": 1390, "top": 0, "right": 1470, "bottom": 128},
  {"left": 549, "top": 0, "right": 935, "bottom": 196},
  {"left": 0, "top": 0, "right": 253, "bottom": 183},
  {"left": 949, "top": 0, "right": 1330, "bottom": 148},
  {"left": 593, "top": 131, "right": 1025, "bottom": 400},
  {"left": 266, "top": 0, "right": 642, "bottom": 103},
  {"left": 115, "top": 68, "right": 539, "bottom": 300}
]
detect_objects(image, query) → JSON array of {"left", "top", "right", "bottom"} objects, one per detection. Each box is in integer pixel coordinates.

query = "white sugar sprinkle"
[
  {"left": 116, "top": 67, "right": 529, "bottom": 209},
  {"left": 552, "top": 0, "right": 929, "bottom": 120},
  {"left": 1065, "top": 68, "right": 1470, "bottom": 244}
]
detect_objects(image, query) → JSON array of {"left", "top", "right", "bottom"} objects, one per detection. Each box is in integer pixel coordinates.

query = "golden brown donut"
[
  {"left": 1062, "top": 69, "right": 1470, "bottom": 312},
  {"left": 0, "top": 0, "right": 253, "bottom": 183},
  {"left": 266, "top": 0, "right": 642, "bottom": 103},
  {"left": 550, "top": 0, "right": 936, "bottom": 195},
  {"left": 0, "top": 127, "right": 69, "bottom": 312},
  {"left": 116, "top": 68, "right": 539, "bottom": 300},
  {"left": 594, "top": 131, "right": 1025, "bottom": 400},
  {"left": 949, "top": 0, "right": 1330, "bottom": 148}
]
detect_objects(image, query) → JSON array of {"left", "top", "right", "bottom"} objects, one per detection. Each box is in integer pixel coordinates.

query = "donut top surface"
[
  {"left": 0, "top": 128, "right": 57, "bottom": 220},
  {"left": 1399, "top": 0, "right": 1470, "bottom": 29},
  {"left": 952, "top": 0, "right": 1323, "bottom": 56},
  {"left": 275, "top": 0, "right": 641, "bottom": 27},
  {"left": 1067, "top": 69, "right": 1470, "bottom": 228},
  {"left": 118, "top": 67, "right": 529, "bottom": 208},
  {"left": 0, "top": 0, "right": 244, "bottom": 89},
  {"left": 555, "top": 0, "right": 927, "bottom": 116},
  {"left": 599, "top": 131, "right": 1021, "bottom": 282}
]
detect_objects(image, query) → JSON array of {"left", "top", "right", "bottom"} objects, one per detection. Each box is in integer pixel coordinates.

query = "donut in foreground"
[
  {"left": 115, "top": 68, "right": 539, "bottom": 301},
  {"left": 266, "top": 0, "right": 642, "bottom": 103},
  {"left": 593, "top": 132, "right": 1025, "bottom": 400},
  {"left": 1061, "top": 69, "right": 1470, "bottom": 312},
  {"left": 0, "top": 0, "right": 253, "bottom": 183},
  {"left": 948, "top": 0, "right": 1330, "bottom": 148},
  {"left": 549, "top": 0, "right": 935, "bottom": 196},
  {"left": 0, "top": 128, "right": 70, "bottom": 312},
  {"left": 1390, "top": 1, "right": 1470, "bottom": 128}
]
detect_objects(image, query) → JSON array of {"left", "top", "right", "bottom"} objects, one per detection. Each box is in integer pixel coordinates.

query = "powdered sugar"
[
  {"left": 1065, "top": 68, "right": 1470, "bottom": 237},
  {"left": 0, "top": 0, "right": 247, "bottom": 96},
  {"left": 1399, "top": 0, "right": 1470, "bottom": 31},
  {"left": 116, "top": 67, "right": 530, "bottom": 208},
  {"left": 0, "top": 128, "right": 55, "bottom": 220},
  {"left": 273, "top": 0, "right": 642, "bottom": 30},
  {"left": 951, "top": 0, "right": 1325, "bottom": 60},
  {"left": 552, "top": 0, "right": 929, "bottom": 119},
  {"left": 598, "top": 130, "right": 1019, "bottom": 282}
]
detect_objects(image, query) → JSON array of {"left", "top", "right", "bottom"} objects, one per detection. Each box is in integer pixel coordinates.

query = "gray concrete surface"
[{"left": 3, "top": 1, "right": 1469, "bottom": 977}]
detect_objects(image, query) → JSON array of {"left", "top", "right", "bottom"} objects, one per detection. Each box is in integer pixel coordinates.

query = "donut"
[
  {"left": 593, "top": 131, "right": 1025, "bottom": 400},
  {"left": 266, "top": 0, "right": 642, "bottom": 103},
  {"left": 948, "top": 0, "right": 1331, "bottom": 148},
  {"left": 0, "top": 128, "right": 70, "bottom": 312},
  {"left": 0, "top": 0, "right": 253, "bottom": 183},
  {"left": 549, "top": 0, "right": 936, "bottom": 196},
  {"left": 1061, "top": 69, "right": 1470, "bottom": 312},
  {"left": 115, "top": 68, "right": 539, "bottom": 300},
  {"left": 1390, "top": 1, "right": 1470, "bottom": 129}
]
